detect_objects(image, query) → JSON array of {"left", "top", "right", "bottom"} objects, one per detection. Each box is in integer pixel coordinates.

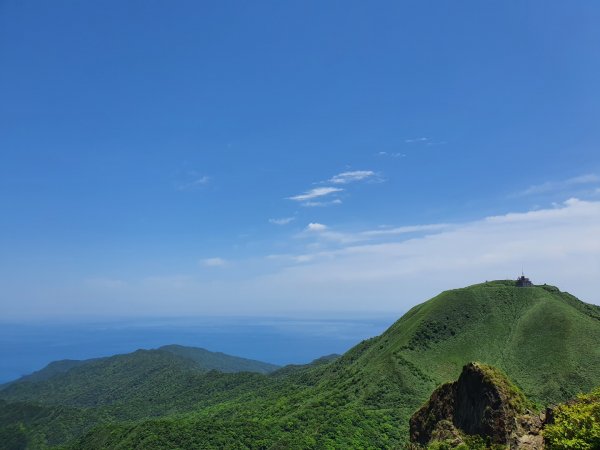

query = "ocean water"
[{"left": 0, "top": 315, "right": 398, "bottom": 383}]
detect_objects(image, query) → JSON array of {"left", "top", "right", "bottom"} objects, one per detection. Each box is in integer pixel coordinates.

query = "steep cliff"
[{"left": 410, "top": 362, "right": 544, "bottom": 449}]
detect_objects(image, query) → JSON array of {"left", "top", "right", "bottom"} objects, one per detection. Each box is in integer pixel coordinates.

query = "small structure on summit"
[{"left": 516, "top": 272, "right": 533, "bottom": 287}]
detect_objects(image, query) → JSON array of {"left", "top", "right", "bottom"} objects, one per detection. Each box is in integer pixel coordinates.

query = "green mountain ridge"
[
  {"left": 0, "top": 345, "right": 280, "bottom": 407},
  {"left": 2, "top": 281, "right": 600, "bottom": 449},
  {"left": 3, "top": 344, "right": 279, "bottom": 390},
  {"left": 158, "top": 344, "right": 280, "bottom": 374},
  {"left": 1, "top": 360, "right": 93, "bottom": 389}
]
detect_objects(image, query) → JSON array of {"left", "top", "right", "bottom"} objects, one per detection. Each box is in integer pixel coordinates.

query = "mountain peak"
[{"left": 410, "top": 362, "right": 544, "bottom": 448}]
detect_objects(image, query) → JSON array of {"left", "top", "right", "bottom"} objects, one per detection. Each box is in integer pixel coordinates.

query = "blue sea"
[{"left": 0, "top": 315, "right": 398, "bottom": 383}]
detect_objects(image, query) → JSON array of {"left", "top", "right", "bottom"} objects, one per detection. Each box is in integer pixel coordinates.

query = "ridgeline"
[{"left": 1, "top": 281, "right": 599, "bottom": 449}]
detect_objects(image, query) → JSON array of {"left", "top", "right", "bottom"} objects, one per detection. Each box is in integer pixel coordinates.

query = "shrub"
[{"left": 544, "top": 388, "right": 600, "bottom": 449}]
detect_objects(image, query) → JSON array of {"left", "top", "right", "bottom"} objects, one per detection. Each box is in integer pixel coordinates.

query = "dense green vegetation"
[
  {"left": 424, "top": 435, "right": 506, "bottom": 450},
  {"left": 0, "top": 346, "right": 279, "bottom": 407},
  {"left": 1, "top": 281, "right": 600, "bottom": 449},
  {"left": 544, "top": 387, "right": 600, "bottom": 449},
  {"left": 4, "top": 344, "right": 278, "bottom": 393},
  {"left": 0, "top": 346, "right": 280, "bottom": 448},
  {"left": 157, "top": 344, "right": 280, "bottom": 373},
  {"left": 2, "top": 360, "right": 92, "bottom": 388}
]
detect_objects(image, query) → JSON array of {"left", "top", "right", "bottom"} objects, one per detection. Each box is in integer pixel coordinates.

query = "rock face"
[
  {"left": 410, "top": 381, "right": 457, "bottom": 445},
  {"left": 453, "top": 362, "right": 520, "bottom": 441},
  {"left": 410, "top": 362, "right": 544, "bottom": 449}
]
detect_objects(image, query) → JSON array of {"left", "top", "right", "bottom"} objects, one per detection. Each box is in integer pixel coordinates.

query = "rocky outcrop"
[
  {"left": 410, "top": 362, "right": 545, "bottom": 449},
  {"left": 410, "top": 381, "right": 456, "bottom": 445}
]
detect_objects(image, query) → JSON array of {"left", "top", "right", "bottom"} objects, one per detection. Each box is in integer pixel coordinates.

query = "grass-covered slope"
[
  {"left": 374, "top": 281, "right": 600, "bottom": 405},
  {"left": 3, "top": 281, "right": 600, "bottom": 449}
]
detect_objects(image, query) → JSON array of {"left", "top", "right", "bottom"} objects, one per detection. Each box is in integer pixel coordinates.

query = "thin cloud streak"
[
  {"left": 378, "top": 151, "right": 406, "bottom": 158},
  {"left": 404, "top": 137, "right": 446, "bottom": 146},
  {"left": 294, "top": 221, "right": 451, "bottom": 245},
  {"left": 297, "top": 222, "right": 358, "bottom": 244},
  {"left": 361, "top": 223, "right": 451, "bottom": 237},
  {"left": 288, "top": 187, "right": 343, "bottom": 202},
  {"left": 287, "top": 169, "right": 379, "bottom": 209},
  {"left": 516, "top": 174, "right": 600, "bottom": 197},
  {"left": 251, "top": 198, "right": 600, "bottom": 312},
  {"left": 269, "top": 217, "right": 295, "bottom": 225},
  {"left": 5, "top": 200, "right": 599, "bottom": 319},
  {"left": 302, "top": 198, "right": 343, "bottom": 207},
  {"left": 329, "top": 170, "right": 376, "bottom": 184},
  {"left": 201, "top": 257, "right": 227, "bottom": 267},
  {"left": 177, "top": 175, "right": 211, "bottom": 191}
]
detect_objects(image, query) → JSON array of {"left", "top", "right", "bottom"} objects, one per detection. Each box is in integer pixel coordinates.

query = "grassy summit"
[
  {"left": 371, "top": 281, "right": 600, "bottom": 405},
  {"left": 2, "top": 281, "right": 600, "bottom": 449}
]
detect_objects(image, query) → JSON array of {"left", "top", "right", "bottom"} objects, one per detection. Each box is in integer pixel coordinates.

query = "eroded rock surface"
[{"left": 410, "top": 362, "right": 544, "bottom": 449}]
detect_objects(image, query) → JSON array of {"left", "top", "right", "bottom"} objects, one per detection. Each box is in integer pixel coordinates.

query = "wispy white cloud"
[
  {"left": 297, "top": 222, "right": 360, "bottom": 245},
  {"left": 516, "top": 174, "right": 600, "bottom": 197},
  {"left": 201, "top": 257, "right": 227, "bottom": 267},
  {"left": 329, "top": 170, "right": 376, "bottom": 184},
  {"left": 404, "top": 137, "right": 446, "bottom": 146},
  {"left": 288, "top": 169, "right": 379, "bottom": 208},
  {"left": 251, "top": 198, "right": 600, "bottom": 312},
  {"left": 266, "top": 253, "right": 317, "bottom": 264},
  {"left": 302, "top": 198, "right": 343, "bottom": 207},
  {"left": 8, "top": 200, "right": 600, "bottom": 319},
  {"left": 177, "top": 175, "right": 210, "bottom": 191},
  {"left": 378, "top": 151, "right": 406, "bottom": 158},
  {"left": 305, "top": 222, "right": 327, "bottom": 232},
  {"left": 295, "top": 220, "right": 449, "bottom": 245},
  {"left": 361, "top": 223, "right": 451, "bottom": 237},
  {"left": 288, "top": 187, "right": 343, "bottom": 202},
  {"left": 269, "top": 217, "right": 295, "bottom": 225}
]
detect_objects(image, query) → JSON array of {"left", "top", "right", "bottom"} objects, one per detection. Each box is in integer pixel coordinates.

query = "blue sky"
[{"left": 1, "top": 1, "right": 600, "bottom": 319}]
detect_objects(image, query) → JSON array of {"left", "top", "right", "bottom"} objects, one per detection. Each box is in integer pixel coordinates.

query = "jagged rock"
[
  {"left": 409, "top": 382, "right": 456, "bottom": 445},
  {"left": 429, "top": 420, "right": 464, "bottom": 446},
  {"left": 410, "top": 362, "right": 544, "bottom": 449},
  {"left": 509, "top": 411, "right": 544, "bottom": 449},
  {"left": 453, "top": 361, "right": 521, "bottom": 440}
]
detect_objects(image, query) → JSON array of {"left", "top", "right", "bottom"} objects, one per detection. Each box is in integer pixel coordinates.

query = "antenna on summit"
[{"left": 516, "top": 270, "right": 533, "bottom": 288}]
